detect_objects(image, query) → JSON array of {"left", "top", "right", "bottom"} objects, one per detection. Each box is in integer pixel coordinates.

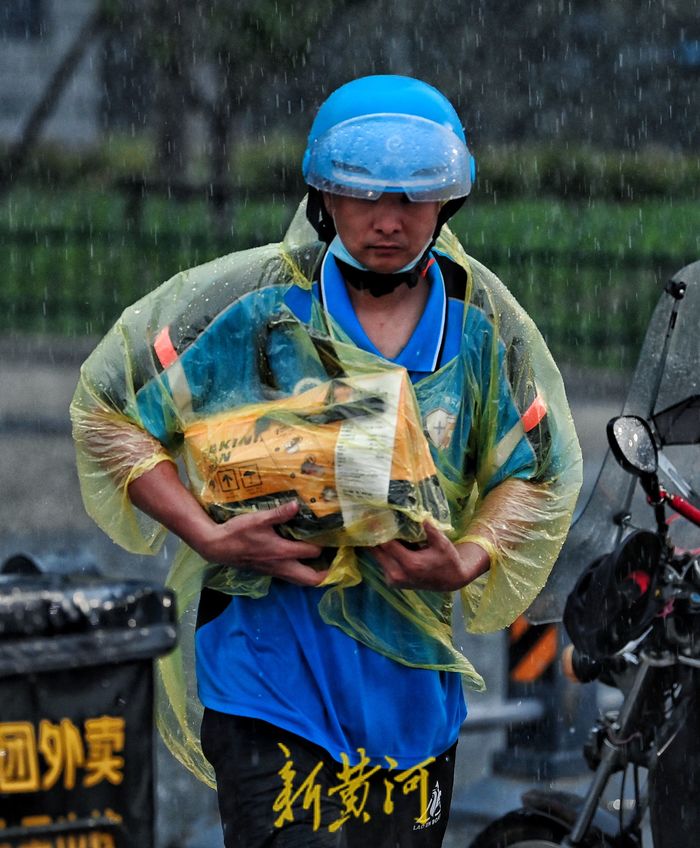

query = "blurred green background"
[{"left": 2, "top": 0, "right": 699, "bottom": 370}]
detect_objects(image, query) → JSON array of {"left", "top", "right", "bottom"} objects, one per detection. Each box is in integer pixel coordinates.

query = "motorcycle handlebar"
[{"left": 667, "top": 492, "right": 700, "bottom": 527}]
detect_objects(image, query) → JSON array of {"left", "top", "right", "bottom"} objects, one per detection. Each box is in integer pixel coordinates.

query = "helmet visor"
[{"left": 304, "top": 113, "right": 471, "bottom": 201}]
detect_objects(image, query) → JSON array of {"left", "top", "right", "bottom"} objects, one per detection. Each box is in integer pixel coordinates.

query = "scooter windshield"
[{"left": 530, "top": 259, "right": 700, "bottom": 624}]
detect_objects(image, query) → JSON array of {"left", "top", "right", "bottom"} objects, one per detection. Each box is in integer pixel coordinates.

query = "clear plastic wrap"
[{"left": 181, "top": 337, "right": 451, "bottom": 548}]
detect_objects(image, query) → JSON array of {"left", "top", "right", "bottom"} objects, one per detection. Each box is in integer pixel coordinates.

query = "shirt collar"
[{"left": 318, "top": 251, "right": 446, "bottom": 375}]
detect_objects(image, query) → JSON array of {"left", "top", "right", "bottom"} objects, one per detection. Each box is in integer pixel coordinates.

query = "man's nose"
[{"left": 372, "top": 199, "right": 402, "bottom": 233}]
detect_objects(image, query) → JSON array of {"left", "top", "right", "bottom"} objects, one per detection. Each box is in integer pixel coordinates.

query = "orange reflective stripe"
[
  {"left": 154, "top": 326, "right": 178, "bottom": 369},
  {"left": 509, "top": 614, "right": 530, "bottom": 643},
  {"left": 522, "top": 394, "right": 547, "bottom": 433},
  {"left": 511, "top": 625, "right": 558, "bottom": 683}
]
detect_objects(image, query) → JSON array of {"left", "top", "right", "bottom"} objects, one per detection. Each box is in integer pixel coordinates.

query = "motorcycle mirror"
[{"left": 607, "top": 415, "right": 658, "bottom": 477}]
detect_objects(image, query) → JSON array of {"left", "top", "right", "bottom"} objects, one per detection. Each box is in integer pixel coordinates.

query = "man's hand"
[
  {"left": 128, "top": 461, "right": 326, "bottom": 586},
  {"left": 370, "top": 521, "right": 490, "bottom": 591},
  {"left": 195, "top": 500, "right": 327, "bottom": 586}
]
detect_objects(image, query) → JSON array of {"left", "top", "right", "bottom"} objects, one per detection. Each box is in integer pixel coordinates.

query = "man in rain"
[{"left": 71, "top": 75, "right": 582, "bottom": 847}]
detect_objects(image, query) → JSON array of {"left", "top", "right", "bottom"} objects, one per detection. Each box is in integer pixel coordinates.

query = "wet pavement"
[{"left": 0, "top": 335, "right": 628, "bottom": 847}]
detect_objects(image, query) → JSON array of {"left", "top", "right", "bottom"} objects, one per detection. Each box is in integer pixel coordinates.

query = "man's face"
[{"left": 323, "top": 193, "right": 440, "bottom": 275}]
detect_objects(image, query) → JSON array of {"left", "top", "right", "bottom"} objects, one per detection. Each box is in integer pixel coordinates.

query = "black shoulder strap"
[{"left": 435, "top": 252, "right": 468, "bottom": 302}]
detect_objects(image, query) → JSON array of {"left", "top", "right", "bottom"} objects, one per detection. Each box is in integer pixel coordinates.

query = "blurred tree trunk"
[
  {"left": 0, "top": 5, "right": 106, "bottom": 194},
  {"left": 154, "top": 55, "right": 189, "bottom": 186},
  {"left": 150, "top": 0, "right": 189, "bottom": 187},
  {"left": 208, "top": 95, "right": 233, "bottom": 235},
  {"left": 161, "top": 0, "right": 355, "bottom": 228}
]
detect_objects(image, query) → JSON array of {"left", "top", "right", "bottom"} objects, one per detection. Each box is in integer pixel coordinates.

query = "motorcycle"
[{"left": 468, "top": 259, "right": 700, "bottom": 848}]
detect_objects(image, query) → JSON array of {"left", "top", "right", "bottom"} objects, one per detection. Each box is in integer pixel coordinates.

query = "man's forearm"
[
  {"left": 127, "top": 459, "right": 217, "bottom": 552},
  {"left": 455, "top": 540, "right": 491, "bottom": 585},
  {"left": 127, "top": 460, "right": 327, "bottom": 584}
]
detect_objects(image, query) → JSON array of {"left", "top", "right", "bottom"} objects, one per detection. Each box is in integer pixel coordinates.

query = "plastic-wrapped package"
[
  {"left": 180, "top": 327, "right": 450, "bottom": 547},
  {"left": 71, "top": 199, "right": 582, "bottom": 785}
]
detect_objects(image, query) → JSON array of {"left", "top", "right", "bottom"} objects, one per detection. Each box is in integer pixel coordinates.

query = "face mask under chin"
[{"left": 327, "top": 234, "right": 433, "bottom": 297}]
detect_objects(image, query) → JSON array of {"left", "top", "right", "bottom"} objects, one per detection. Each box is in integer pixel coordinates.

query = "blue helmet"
[{"left": 303, "top": 75, "right": 475, "bottom": 202}]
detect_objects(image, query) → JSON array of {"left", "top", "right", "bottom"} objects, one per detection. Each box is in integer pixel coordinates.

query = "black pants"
[{"left": 201, "top": 709, "right": 457, "bottom": 848}]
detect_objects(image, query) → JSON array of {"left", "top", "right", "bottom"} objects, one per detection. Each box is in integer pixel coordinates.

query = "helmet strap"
[
  {"left": 334, "top": 249, "right": 432, "bottom": 298},
  {"left": 306, "top": 188, "right": 336, "bottom": 243},
  {"left": 434, "top": 197, "right": 466, "bottom": 239}
]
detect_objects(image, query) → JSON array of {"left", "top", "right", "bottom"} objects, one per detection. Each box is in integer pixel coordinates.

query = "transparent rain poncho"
[{"left": 71, "top": 199, "right": 582, "bottom": 785}]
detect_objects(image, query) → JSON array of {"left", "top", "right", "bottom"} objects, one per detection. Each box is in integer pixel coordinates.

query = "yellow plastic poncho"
[{"left": 71, "top": 199, "right": 582, "bottom": 785}]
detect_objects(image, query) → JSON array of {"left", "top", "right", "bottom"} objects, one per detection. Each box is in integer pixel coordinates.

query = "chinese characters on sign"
[
  {"left": 0, "top": 716, "right": 125, "bottom": 794},
  {"left": 273, "top": 745, "right": 436, "bottom": 832},
  {"left": 0, "top": 715, "right": 126, "bottom": 845},
  {"left": 0, "top": 809, "right": 121, "bottom": 848}
]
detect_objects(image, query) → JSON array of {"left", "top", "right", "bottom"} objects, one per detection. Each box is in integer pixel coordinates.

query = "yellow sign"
[{"left": 0, "top": 716, "right": 125, "bottom": 794}]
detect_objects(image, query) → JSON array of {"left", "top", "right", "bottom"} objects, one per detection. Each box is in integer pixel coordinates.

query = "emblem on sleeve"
[{"left": 424, "top": 408, "right": 457, "bottom": 450}]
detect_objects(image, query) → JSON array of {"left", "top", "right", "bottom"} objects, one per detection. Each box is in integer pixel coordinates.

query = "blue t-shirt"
[{"left": 195, "top": 252, "right": 470, "bottom": 767}]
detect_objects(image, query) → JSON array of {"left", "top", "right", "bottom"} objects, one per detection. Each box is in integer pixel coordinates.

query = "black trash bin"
[{"left": 0, "top": 562, "right": 177, "bottom": 847}]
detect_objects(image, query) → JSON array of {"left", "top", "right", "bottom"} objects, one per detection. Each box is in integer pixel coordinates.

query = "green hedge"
[
  {"left": 2, "top": 186, "right": 698, "bottom": 370},
  {"left": 476, "top": 145, "right": 700, "bottom": 201},
  {"left": 5, "top": 135, "right": 700, "bottom": 202}
]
